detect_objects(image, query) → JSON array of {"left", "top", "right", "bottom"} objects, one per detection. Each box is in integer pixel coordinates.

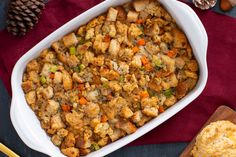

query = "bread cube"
[
  {"left": 133, "top": 0, "right": 149, "bottom": 12},
  {"left": 106, "top": 7, "right": 118, "bottom": 22},
  {"left": 62, "top": 33, "right": 78, "bottom": 47},
  {"left": 127, "top": 11, "right": 139, "bottom": 22}
]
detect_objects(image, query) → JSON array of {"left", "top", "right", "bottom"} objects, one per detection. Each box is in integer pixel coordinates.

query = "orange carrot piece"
[
  {"left": 101, "top": 115, "right": 108, "bottom": 122},
  {"left": 137, "top": 38, "right": 146, "bottom": 46},
  {"left": 144, "top": 63, "right": 153, "bottom": 71},
  {"left": 140, "top": 91, "right": 149, "bottom": 99},
  {"left": 141, "top": 56, "right": 149, "bottom": 65},
  {"left": 61, "top": 104, "right": 72, "bottom": 112},
  {"left": 167, "top": 49, "right": 177, "bottom": 58},
  {"left": 79, "top": 97, "right": 87, "bottom": 105},
  {"left": 136, "top": 18, "right": 143, "bottom": 24},
  {"left": 104, "top": 34, "right": 111, "bottom": 42},
  {"left": 158, "top": 106, "right": 165, "bottom": 113},
  {"left": 132, "top": 46, "right": 139, "bottom": 53},
  {"left": 49, "top": 73, "right": 55, "bottom": 79}
]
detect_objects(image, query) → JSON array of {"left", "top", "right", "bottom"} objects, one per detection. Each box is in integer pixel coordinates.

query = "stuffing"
[
  {"left": 98, "top": 136, "right": 109, "bottom": 147},
  {"left": 62, "top": 33, "right": 78, "bottom": 47},
  {"left": 53, "top": 72, "right": 63, "bottom": 84},
  {"left": 51, "top": 134, "right": 62, "bottom": 146},
  {"left": 108, "top": 128, "right": 125, "bottom": 142},
  {"left": 62, "top": 70, "right": 73, "bottom": 90},
  {"left": 187, "top": 60, "right": 198, "bottom": 72},
  {"left": 119, "top": 48, "right": 134, "bottom": 60},
  {"left": 84, "top": 102, "right": 100, "bottom": 118},
  {"left": 41, "top": 63, "right": 52, "bottom": 76},
  {"left": 109, "top": 24, "right": 116, "bottom": 37},
  {"left": 175, "top": 57, "right": 185, "bottom": 69},
  {"left": 130, "top": 55, "right": 142, "bottom": 68},
  {"left": 161, "top": 74, "right": 178, "bottom": 90},
  {"left": 46, "top": 100, "right": 59, "bottom": 115},
  {"left": 141, "top": 97, "right": 159, "bottom": 109},
  {"left": 161, "top": 54, "right": 175, "bottom": 73},
  {"left": 164, "top": 95, "right": 177, "bottom": 107},
  {"left": 176, "top": 81, "right": 189, "bottom": 99},
  {"left": 128, "top": 24, "right": 143, "bottom": 38},
  {"left": 172, "top": 28, "right": 188, "bottom": 48},
  {"left": 91, "top": 55, "right": 105, "bottom": 66},
  {"left": 26, "top": 59, "right": 39, "bottom": 72},
  {"left": 28, "top": 71, "right": 39, "bottom": 83},
  {"left": 132, "top": 111, "right": 143, "bottom": 123},
  {"left": 61, "top": 147, "right": 79, "bottom": 157},
  {"left": 57, "top": 128, "right": 69, "bottom": 138},
  {"left": 116, "top": 6, "right": 127, "bottom": 21},
  {"left": 51, "top": 113, "right": 65, "bottom": 130},
  {"left": 107, "top": 7, "right": 118, "bottom": 22},
  {"left": 185, "top": 70, "right": 198, "bottom": 79},
  {"left": 115, "top": 120, "right": 137, "bottom": 134},
  {"left": 144, "top": 23, "right": 160, "bottom": 37},
  {"left": 145, "top": 42, "right": 160, "bottom": 54},
  {"left": 41, "top": 86, "right": 54, "bottom": 99},
  {"left": 72, "top": 73, "right": 84, "bottom": 83},
  {"left": 127, "top": 11, "right": 139, "bottom": 23},
  {"left": 108, "top": 81, "right": 122, "bottom": 92},
  {"left": 120, "top": 106, "right": 134, "bottom": 118},
  {"left": 162, "top": 32, "right": 174, "bottom": 43},
  {"left": 117, "top": 62, "right": 129, "bottom": 74},
  {"left": 94, "top": 122, "right": 113, "bottom": 138},
  {"left": 65, "top": 111, "right": 83, "bottom": 129},
  {"left": 85, "top": 28, "right": 95, "bottom": 40},
  {"left": 133, "top": 0, "right": 149, "bottom": 12},
  {"left": 123, "top": 82, "right": 138, "bottom": 93},
  {"left": 108, "top": 39, "right": 120, "bottom": 57},
  {"left": 100, "top": 69, "right": 120, "bottom": 80},
  {"left": 93, "top": 34, "right": 110, "bottom": 53},
  {"left": 22, "top": 80, "right": 35, "bottom": 93},
  {"left": 142, "top": 107, "right": 158, "bottom": 117},
  {"left": 25, "top": 90, "right": 36, "bottom": 105}
]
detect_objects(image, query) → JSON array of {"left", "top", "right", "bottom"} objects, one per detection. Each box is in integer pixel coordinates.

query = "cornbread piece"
[{"left": 191, "top": 120, "right": 236, "bottom": 157}]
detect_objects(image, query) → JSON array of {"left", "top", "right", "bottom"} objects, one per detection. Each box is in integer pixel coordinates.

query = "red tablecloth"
[{"left": 0, "top": 0, "right": 236, "bottom": 145}]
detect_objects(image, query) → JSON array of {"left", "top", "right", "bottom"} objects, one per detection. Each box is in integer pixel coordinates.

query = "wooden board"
[{"left": 180, "top": 105, "right": 236, "bottom": 157}]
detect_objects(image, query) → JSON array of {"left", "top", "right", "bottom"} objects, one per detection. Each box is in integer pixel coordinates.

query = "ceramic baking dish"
[{"left": 10, "top": 0, "right": 208, "bottom": 156}]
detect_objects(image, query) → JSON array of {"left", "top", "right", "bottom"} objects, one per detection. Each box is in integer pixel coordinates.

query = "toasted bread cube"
[
  {"left": 127, "top": 11, "right": 139, "bottom": 22},
  {"left": 107, "top": 7, "right": 118, "bottom": 22},
  {"left": 108, "top": 39, "right": 120, "bottom": 57},
  {"left": 133, "top": 0, "right": 149, "bottom": 12},
  {"left": 62, "top": 33, "right": 78, "bottom": 47}
]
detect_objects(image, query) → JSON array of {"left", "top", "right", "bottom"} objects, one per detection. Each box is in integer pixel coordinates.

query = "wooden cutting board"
[{"left": 180, "top": 105, "right": 236, "bottom": 157}]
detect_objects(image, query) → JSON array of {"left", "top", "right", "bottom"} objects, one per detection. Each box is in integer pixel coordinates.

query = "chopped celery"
[
  {"left": 164, "top": 88, "right": 172, "bottom": 98},
  {"left": 79, "top": 64, "right": 85, "bottom": 71},
  {"left": 50, "top": 65, "right": 58, "bottom": 73},
  {"left": 119, "top": 75, "right": 124, "bottom": 82},
  {"left": 69, "top": 46, "right": 76, "bottom": 55},
  {"left": 40, "top": 76, "right": 47, "bottom": 84},
  {"left": 102, "top": 82, "right": 109, "bottom": 88},
  {"left": 91, "top": 143, "right": 100, "bottom": 151}
]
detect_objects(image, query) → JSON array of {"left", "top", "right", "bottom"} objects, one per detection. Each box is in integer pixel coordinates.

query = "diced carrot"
[
  {"left": 158, "top": 106, "right": 165, "bottom": 113},
  {"left": 104, "top": 34, "right": 111, "bottom": 42},
  {"left": 61, "top": 104, "right": 72, "bottom": 112},
  {"left": 136, "top": 18, "right": 143, "bottom": 24},
  {"left": 140, "top": 91, "right": 149, "bottom": 99},
  {"left": 166, "top": 49, "right": 177, "bottom": 58},
  {"left": 79, "top": 97, "right": 87, "bottom": 105},
  {"left": 101, "top": 115, "right": 108, "bottom": 122},
  {"left": 78, "top": 84, "right": 85, "bottom": 91},
  {"left": 132, "top": 46, "right": 139, "bottom": 53},
  {"left": 49, "top": 73, "right": 55, "bottom": 79},
  {"left": 137, "top": 38, "right": 146, "bottom": 46},
  {"left": 141, "top": 56, "right": 149, "bottom": 65},
  {"left": 144, "top": 63, "right": 153, "bottom": 71}
]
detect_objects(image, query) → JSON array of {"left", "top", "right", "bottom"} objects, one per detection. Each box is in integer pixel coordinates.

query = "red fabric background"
[{"left": 0, "top": 0, "right": 236, "bottom": 145}]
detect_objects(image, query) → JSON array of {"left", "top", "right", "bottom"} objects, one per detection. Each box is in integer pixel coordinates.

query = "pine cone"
[{"left": 6, "top": 0, "right": 45, "bottom": 36}]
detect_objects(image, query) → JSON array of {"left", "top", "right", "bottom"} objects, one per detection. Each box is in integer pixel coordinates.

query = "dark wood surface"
[{"left": 180, "top": 106, "right": 236, "bottom": 157}]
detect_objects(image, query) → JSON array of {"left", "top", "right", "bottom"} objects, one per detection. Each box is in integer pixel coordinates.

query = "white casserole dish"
[{"left": 10, "top": 0, "right": 208, "bottom": 156}]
